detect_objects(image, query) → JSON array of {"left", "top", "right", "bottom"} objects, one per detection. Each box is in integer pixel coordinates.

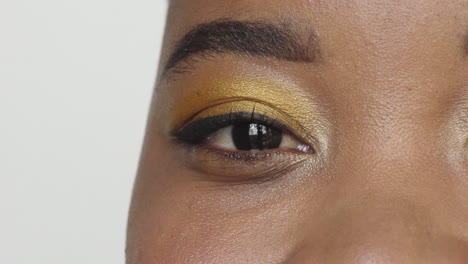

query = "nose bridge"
[
  {"left": 325, "top": 92, "right": 442, "bottom": 249},
  {"left": 330, "top": 61, "right": 449, "bottom": 195},
  {"left": 333, "top": 102, "right": 439, "bottom": 202}
]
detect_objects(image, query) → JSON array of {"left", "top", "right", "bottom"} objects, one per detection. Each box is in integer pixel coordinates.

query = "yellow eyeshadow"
[
  {"left": 169, "top": 75, "right": 325, "bottom": 145},
  {"left": 192, "top": 100, "right": 310, "bottom": 139}
]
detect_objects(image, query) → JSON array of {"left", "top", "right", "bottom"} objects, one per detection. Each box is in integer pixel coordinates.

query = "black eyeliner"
[{"left": 173, "top": 112, "right": 289, "bottom": 144}]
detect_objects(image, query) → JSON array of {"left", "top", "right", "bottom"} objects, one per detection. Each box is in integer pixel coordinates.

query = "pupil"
[{"left": 231, "top": 123, "right": 282, "bottom": 151}]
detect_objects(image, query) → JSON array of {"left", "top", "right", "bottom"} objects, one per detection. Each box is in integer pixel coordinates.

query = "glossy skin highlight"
[{"left": 127, "top": 0, "right": 468, "bottom": 263}]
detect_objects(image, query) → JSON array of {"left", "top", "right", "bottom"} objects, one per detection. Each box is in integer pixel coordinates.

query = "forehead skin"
[{"left": 127, "top": 0, "right": 468, "bottom": 263}]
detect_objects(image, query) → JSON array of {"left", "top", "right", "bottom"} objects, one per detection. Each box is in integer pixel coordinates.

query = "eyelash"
[{"left": 173, "top": 111, "right": 290, "bottom": 145}]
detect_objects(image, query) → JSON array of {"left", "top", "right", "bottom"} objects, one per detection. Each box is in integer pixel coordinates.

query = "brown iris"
[{"left": 232, "top": 123, "right": 283, "bottom": 151}]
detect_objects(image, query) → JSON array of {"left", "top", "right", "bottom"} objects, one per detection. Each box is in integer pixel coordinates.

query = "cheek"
[{"left": 127, "top": 181, "right": 301, "bottom": 263}]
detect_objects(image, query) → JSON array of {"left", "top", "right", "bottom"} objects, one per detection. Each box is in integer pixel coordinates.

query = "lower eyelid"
[{"left": 178, "top": 143, "right": 310, "bottom": 183}]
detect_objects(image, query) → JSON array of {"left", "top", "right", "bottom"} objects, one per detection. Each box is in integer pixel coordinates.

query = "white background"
[{"left": 0, "top": 1, "right": 167, "bottom": 263}]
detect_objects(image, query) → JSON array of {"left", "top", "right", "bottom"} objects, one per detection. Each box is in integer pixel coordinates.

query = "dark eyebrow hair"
[{"left": 163, "top": 20, "right": 319, "bottom": 74}]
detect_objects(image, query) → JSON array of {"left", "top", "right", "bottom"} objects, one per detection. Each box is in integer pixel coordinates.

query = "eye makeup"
[
  {"left": 168, "top": 74, "right": 326, "bottom": 149},
  {"left": 166, "top": 71, "right": 326, "bottom": 181},
  {"left": 174, "top": 101, "right": 309, "bottom": 145}
]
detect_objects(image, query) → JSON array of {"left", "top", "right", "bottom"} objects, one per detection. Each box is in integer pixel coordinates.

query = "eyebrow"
[{"left": 163, "top": 20, "right": 319, "bottom": 74}]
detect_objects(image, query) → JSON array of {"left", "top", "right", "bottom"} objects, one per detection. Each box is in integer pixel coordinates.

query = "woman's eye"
[
  {"left": 206, "top": 122, "right": 309, "bottom": 152},
  {"left": 172, "top": 113, "right": 315, "bottom": 180}
]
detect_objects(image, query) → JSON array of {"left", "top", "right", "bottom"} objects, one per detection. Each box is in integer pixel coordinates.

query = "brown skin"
[{"left": 127, "top": 0, "right": 468, "bottom": 263}]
